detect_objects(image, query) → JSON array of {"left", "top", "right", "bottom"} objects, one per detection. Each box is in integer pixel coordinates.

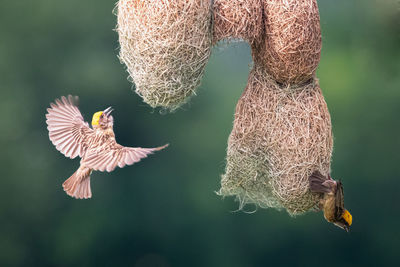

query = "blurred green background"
[{"left": 0, "top": 0, "right": 399, "bottom": 266}]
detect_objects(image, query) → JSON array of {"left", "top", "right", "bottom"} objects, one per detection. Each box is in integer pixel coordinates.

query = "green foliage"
[{"left": 0, "top": 0, "right": 398, "bottom": 266}]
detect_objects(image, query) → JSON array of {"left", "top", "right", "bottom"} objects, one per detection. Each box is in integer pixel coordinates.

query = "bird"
[
  {"left": 45, "top": 95, "right": 168, "bottom": 199},
  {"left": 309, "top": 171, "right": 352, "bottom": 231}
]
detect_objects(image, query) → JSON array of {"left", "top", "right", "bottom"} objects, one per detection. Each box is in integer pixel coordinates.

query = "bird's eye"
[{"left": 100, "top": 114, "right": 103, "bottom": 118}]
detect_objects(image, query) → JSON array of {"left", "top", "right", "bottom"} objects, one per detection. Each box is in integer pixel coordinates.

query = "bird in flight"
[{"left": 46, "top": 95, "right": 168, "bottom": 199}]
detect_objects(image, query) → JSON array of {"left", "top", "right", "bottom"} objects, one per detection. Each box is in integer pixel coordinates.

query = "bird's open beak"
[{"left": 103, "top": 106, "right": 114, "bottom": 117}]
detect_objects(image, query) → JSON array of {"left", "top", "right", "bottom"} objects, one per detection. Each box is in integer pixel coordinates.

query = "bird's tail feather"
[{"left": 63, "top": 167, "right": 92, "bottom": 199}]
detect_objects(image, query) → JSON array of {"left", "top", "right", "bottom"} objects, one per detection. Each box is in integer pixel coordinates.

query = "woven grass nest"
[
  {"left": 213, "top": 0, "right": 263, "bottom": 44},
  {"left": 212, "top": 0, "right": 321, "bottom": 84},
  {"left": 255, "top": 0, "right": 322, "bottom": 85},
  {"left": 219, "top": 67, "right": 333, "bottom": 215},
  {"left": 116, "top": 0, "right": 334, "bottom": 215},
  {"left": 117, "top": 0, "right": 213, "bottom": 111}
]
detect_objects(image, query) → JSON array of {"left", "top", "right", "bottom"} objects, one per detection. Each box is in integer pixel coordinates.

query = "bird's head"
[
  {"left": 91, "top": 107, "right": 114, "bottom": 129},
  {"left": 334, "top": 209, "right": 352, "bottom": 232}
]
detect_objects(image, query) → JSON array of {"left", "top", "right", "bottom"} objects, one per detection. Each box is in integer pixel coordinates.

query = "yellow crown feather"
[
  {"left": 342, "top": 209, "right": 352, "bottom": 226},
  {"left": 92, "top": 111, "right": 103, "bottom": 126}
]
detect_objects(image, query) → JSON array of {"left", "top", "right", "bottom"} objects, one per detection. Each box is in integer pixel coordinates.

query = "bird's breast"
[
  {"left": 323, "top": 195, "right": 336, "bottom": 222},
  {"left": 85, "top": 131, "right": 114, "bottom": 152}
]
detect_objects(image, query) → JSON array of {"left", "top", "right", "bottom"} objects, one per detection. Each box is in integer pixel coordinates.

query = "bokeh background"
[{"left": 0, "top": 0, "right": 399, "bottom": 266}]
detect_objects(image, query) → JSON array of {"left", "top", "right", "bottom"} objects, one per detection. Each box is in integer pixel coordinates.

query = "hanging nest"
[
  {"left": 219, "top": 67, "right": 333, "bottom": 215},
  {"left": 117, "top": 0, "right": 213, "bottom": 111},
  {"left": 254, "top": 0, "right": 321, "bottom": 85},
  {"left": 213, "top": 0, "right": 263, "bottom": 44}
]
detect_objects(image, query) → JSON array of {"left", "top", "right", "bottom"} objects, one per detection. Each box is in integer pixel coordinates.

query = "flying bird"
[
  {"left": 309, "top": 171, "right": 352, "bottom": 231},
  {"left": 46, "top": 95, "right": 168, "bottom": 199}
]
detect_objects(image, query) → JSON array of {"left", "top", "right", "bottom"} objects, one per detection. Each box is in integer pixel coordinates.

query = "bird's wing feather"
[
  {"left": 82, "top": 142, "right": 168, "bottom": 172},
  {"left": 309, "top": 171, "right": 336, "bottom": 193},
  {"left": 335, "top": 181, "right": 345, "bottom": 217},
  {"left": 46, "top": 95, "right": 94, "bottom": 159}
]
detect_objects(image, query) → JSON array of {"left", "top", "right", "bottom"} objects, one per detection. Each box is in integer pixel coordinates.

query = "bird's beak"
[
  {"left": 334, "top": 222, "right": 350, "bottom": 232},
  {"left": 103, "top": 106, "right": 114, "bottom": 117}
]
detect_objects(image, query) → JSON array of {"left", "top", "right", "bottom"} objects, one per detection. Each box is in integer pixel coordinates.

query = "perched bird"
[
  {"left": 309, "top": 171, "right": 352, "bottom": 231},
  {"left": 46, "top": 95, "right": 168, "bottom": 199}
]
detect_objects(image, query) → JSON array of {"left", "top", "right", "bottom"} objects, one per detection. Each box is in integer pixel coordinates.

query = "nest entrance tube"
[
  {"left": 219, "top": 67, "right": 333, "bottom": 215},
  {"left": 117, "top": 0, "right": 213, "bottom": 111}
]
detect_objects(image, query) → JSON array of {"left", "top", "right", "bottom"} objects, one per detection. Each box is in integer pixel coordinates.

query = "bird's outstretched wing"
[
  {"left": 82, "top": 142, "right": 168, "bottom": 172},
  {"left": 46, "top": 95, "right": 94, "bottom": 159}
]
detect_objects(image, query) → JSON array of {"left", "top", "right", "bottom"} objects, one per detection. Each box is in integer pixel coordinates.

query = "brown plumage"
[
  {"left": 46, "top": 95, "right": 168, "bottom": 199},
  {"left": 309, "top": 171, "right": 352, "bottom": 231}
]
